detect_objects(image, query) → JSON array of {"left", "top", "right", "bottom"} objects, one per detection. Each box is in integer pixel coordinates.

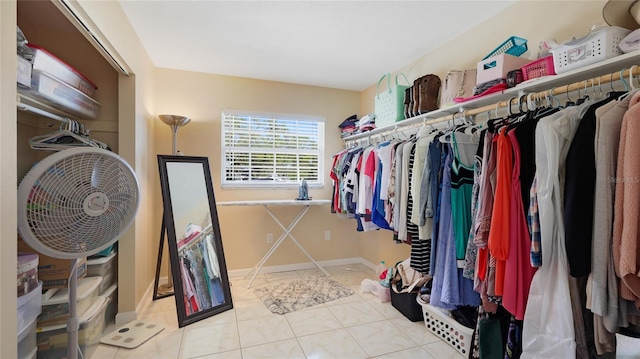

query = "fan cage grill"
[{"left": 21, "top": 151, "right": 138, "bottom": 258}]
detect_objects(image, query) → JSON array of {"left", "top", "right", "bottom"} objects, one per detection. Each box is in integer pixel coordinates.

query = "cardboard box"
[{"left": 18, "top": 237, "right": 86, "bottom": 290}]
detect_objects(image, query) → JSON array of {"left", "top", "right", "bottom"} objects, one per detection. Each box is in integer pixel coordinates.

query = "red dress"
[{"left": 503, "top": 129, "right": 537, "bottom": 320}]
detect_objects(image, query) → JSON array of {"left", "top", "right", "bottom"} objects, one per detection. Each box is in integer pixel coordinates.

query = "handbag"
[
  {"left": 390, "top": 258, "right": 430, "bottom": 294},
  {"left": 375, "top": 72, "right": 411, "bottom": 128},
  {"left": 439, "top": 69, "right": 477, "bottom": 109}
]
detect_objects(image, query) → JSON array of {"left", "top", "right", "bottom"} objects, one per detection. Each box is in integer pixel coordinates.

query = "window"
[{"left": 221, "top": 109, "right": 325, "bottom": 188}]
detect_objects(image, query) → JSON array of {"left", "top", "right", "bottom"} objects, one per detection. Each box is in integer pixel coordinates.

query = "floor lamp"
[{"left": 154, "top": 114, "right": 191, "bottom": 299}]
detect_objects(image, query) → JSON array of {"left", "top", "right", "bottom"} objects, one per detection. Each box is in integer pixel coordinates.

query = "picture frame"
[{"left": 157, "top": 155, "right": 233, "bottom": 327}]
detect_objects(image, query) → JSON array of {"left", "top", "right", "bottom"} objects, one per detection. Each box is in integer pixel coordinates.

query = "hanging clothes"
[
  {"left": 591, "top": 92, "right": 639, "bottom": 342},
  {"left": 613, "top": 91, "right": 640, "bottom": 309},
  {"left": 450, "top": 131, "right": 478, "bottom": 265},
  {"left": 564, "top": 95, "right": 619, "bottom": 277},
  {"left": 521, "top": 103, "right": 589, "bottom": 358},
  {"left": 488, "top": 127, "right": 513, "bottom": 297},
  {"left": 502, "top": 127, "right": 537, "bottom": 321}
]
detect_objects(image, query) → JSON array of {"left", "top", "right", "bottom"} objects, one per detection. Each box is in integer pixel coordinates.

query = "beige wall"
[
  {"left": 357, "top": 0, "right": 610, "bottom": 267},
  {"left": 72, "top": 0, "right": 158, "bottom": 315},
  {"left": 152, "top": 68, "right": 377, "bottom": 270},
  {"left": 361, "top": 0, "right": 609, "bottom": 115},
  {"left": 0, "top": 0, "right": 618, "bottom": 355},
  {"left": 0, "top": 0, "right": 18, "bottom": 355}
]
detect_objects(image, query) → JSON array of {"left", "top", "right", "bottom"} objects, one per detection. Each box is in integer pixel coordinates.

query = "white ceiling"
[{"left": 118, "top": 1, "right": 517, "bottom": 91}]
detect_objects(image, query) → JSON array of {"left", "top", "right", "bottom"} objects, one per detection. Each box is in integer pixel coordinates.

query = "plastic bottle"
[{"left": 376, "top": 261, "right": 386, "bottom": 279}]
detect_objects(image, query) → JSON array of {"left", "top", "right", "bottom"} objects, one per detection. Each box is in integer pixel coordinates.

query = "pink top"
[{"left": 613, "top": 92, "right": 640, "bottom": 307}]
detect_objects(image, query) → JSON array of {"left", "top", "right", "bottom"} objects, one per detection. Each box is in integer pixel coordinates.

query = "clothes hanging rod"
[
  {"left": 178, "top": 224, "right": 213, "bottom": 253},
  {"left": 344, "top": 64, "right": 640, "bottom": 144},
  {"left": 17, "top": 101, "right": 70, "bottom": 124}
]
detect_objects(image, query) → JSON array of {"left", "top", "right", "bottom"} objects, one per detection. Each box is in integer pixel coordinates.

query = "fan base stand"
[{"left": 100, "top": 320, "right": 165, "bottom": 349}]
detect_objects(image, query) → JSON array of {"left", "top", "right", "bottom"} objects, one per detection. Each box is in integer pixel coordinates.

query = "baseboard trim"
[{"left": 227, "top": 257, "right": 377, "bottom": 278}]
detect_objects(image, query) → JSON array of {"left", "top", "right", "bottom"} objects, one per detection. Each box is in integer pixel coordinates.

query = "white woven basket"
[{"left": 417, "top": 297, "right": 474, "bottom": 357}]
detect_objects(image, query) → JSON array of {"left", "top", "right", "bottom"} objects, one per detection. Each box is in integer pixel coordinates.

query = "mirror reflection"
[
  {"left": 158, "top": 156, "right": 232, "bottom": 327},
  {"left": 167, "top": 162, "right": 225, "bottom": 312}
]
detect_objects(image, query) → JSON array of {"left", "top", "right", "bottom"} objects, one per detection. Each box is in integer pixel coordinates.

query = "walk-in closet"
[{"left": 4, "top": 1, "right": 640, "bottom": 358}]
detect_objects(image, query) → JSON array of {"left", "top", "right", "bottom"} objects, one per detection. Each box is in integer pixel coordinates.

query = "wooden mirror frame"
[{"left": 157, "top": 155, "right": 233, "bottom": 327}]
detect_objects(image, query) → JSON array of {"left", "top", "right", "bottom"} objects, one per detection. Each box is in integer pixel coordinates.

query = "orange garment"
[{"left": 488, "top": 127, "right": 512, "bottom": 296}]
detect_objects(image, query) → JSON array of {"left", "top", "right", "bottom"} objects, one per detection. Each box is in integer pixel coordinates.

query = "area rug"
[{"left": 253, "top": 276, "right": 355, "bottom": 314}]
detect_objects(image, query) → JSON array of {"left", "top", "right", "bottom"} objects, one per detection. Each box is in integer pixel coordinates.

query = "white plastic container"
[
  {"left": 87, "top": 252, "right": 117, "bottom": 295},
  {"left": 551, "top": 26, "right": 631, "bottom": 74},
  {"left": 18, "top": 317, "right": 37, "bottom": 359},
  {"left": 17, "top": 282, "right": 42, "bottom": 335},
  {"left": 25, "top": 69, "right": 101, "bottom": 120},
  {"left": 100, "top": 283, "right": 118, "bottom": 328},
  {"left": 37, "top": 296, "right": 108, "bottom": 359},
  {"left": 17, "top": 55, "right": 32, "bottom": 88},
  {"left": 27, "top": 44, "right": 97, "bottom": 97},
  {"left": 39, "top": 276, "right": 102, "bottom": 326}
]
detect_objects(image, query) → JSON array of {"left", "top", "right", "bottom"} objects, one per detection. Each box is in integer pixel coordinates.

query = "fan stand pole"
[{"left": 67, "top": 258, "right": 80, "bottom": 359}]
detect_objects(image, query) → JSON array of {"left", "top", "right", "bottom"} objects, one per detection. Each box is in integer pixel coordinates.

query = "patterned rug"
[{"left": 253, "top": 276, "right": 355, "bottom": 314}]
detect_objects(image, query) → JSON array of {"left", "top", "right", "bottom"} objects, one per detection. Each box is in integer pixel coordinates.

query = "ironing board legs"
[{"left": 244, "top": 205, "right": 329, "bottom": 288}]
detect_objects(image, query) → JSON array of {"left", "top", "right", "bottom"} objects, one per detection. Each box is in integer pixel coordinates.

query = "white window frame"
[{"left": 221, "top": 109, "right": 325, "bottom": 189}]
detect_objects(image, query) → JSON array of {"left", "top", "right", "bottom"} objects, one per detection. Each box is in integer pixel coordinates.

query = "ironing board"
[{"left": 217, "top": 199, "right": 331, "bottom": 288}]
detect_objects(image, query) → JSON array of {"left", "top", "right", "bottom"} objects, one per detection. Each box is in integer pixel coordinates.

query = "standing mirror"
[{"left": 157, "top": 155, "right": 233, "bottom": 327}]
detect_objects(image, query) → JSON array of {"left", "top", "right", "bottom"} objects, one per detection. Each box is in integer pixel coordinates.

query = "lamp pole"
[{"left": 155, "top": 115, "right": 191, "bottom": 297}]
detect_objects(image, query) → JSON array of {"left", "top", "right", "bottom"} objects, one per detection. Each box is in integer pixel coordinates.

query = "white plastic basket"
[
  {"left": 551, "top": 26, "right": 631, "bottom": 74},
  {"left": 417, "top": 297, "right": 474, "bottom": 357}
]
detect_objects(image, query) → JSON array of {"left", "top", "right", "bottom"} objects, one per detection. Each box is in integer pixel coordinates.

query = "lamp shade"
[{"left": 159, "top": 114, "right": 191, "bottom": 155}]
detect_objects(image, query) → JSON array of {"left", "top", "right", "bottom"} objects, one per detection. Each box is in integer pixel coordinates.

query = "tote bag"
[
  {"left": 375, "top": 72, "right": 411, "bottom": 128},
  {"left": 439, "top": 69, "right": 477, "bottom": 109}
]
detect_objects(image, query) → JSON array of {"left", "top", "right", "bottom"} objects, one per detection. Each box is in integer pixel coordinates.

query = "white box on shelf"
[
  {"left": 18, "top": 317, "right": 37, "bottom": 359},
  {"left": 476, "top": 53, "right": 532, "bottom": 84},
  {"left": 551, "top": 26, "right": 631, "bottom": 74},
  {"left": 24, "top": 70, "right": 101, "bottom": 120},
  {"left": 37, "top": 296, "right": 108, "bottom": 359},
  {"left": 100, "top": 283, "right": 118, "bottom": 328},
  {"left": 17, "top": 281, "right": 42, "bottom": 335},
  {"left": 17, "top": 55, "right": 32, "bottom": 88},
  {"left": 87, "top": 251, "right": 117, "bottom": 295},
  {"left": 27, "top": 44, "right": 97, "bottom": 97},
  {"left": 39, "top": 276, "right": 102, "bottom": 326}
]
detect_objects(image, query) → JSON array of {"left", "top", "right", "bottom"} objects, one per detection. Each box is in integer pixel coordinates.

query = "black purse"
[{"left": 506, "top": 69, "right": 524, "bottom": 88}]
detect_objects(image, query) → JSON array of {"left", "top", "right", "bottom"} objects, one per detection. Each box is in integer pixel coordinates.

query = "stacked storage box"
[
  {"left": 18, "top": 252, "right": 41, "bottom": 359},
  {"left": 38, "top": 276, "right": 102, "bottom": 327},
  {"left": 86, "top": 250, "right": 118, "bottom": 326},
  {"left": 37, "top": 297, "right": 109, "bottom": 359},
  {"left": 16, "top": 43, "right": 100, "bottom": 120}
]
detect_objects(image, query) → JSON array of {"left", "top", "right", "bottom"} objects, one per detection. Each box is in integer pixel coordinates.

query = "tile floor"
[{"left": 91, "top": 264, "right": 466, "bottom": 359}]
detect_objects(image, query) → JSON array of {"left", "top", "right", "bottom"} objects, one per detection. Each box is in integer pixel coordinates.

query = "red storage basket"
[{"left": 521, "top": 56, "right": 556, "bottom": 81}]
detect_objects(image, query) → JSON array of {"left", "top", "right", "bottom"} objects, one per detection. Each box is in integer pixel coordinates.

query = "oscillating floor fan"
[{"left": 17, "top": 147, "right": 140, "bottom": 359}]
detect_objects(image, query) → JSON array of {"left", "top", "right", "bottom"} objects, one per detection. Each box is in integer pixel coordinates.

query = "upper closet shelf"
[
  {"left": 17, "top": 92, "right": 87, "bottom": 123},
  {"left": 343, "top": 49, "right": 640, "bottom": 141}
]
